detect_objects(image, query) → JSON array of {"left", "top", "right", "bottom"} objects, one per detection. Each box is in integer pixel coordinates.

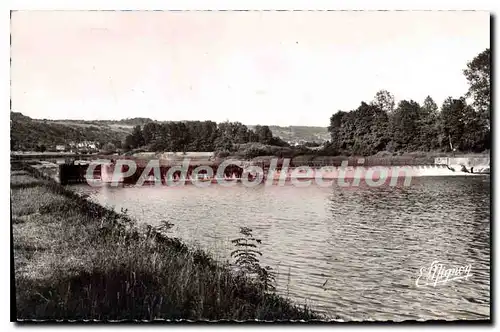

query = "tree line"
[
  {"left": 326, "top": 48, "right": 490, "bottom": 155},
  {"left": 123, "top": 121, "right": 288, "bottom": 152},
  {"left": 122, "top": 48, "right": 490, "bottom": 157}
]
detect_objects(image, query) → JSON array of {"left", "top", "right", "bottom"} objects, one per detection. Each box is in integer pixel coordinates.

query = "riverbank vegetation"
[{"left": 12, "top": 168, "right": 319, "bottom": 321}]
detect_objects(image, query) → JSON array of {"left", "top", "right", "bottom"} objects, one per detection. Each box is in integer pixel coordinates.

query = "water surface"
[{"left": 75, "top": 176, "right": 490, "bottom": 321}]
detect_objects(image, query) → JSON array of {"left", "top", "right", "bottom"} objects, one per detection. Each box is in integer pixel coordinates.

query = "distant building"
[
  {"left": 74, "top": 141, "right": 98, "bottom": 150},
  {"left": 55, "top": 145, "right": 66, "bottom": 152}
]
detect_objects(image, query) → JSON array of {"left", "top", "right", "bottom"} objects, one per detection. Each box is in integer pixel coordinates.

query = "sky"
[{"left": 10, "top": 11, "right": 490, "bottom": 126}]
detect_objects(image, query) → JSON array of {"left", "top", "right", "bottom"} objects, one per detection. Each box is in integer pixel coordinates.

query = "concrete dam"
[{"left": 22, "top": 154, "right": 490, "bottom": 186}]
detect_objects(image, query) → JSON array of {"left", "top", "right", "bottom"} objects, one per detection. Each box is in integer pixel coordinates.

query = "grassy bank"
[{"left": 11, "top": 167, "right": 320, "bottom": 321}]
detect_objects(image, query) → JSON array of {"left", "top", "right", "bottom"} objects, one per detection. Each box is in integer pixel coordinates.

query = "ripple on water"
[{"left": 74, "top": 176, "right": 490, "bottom": 321}]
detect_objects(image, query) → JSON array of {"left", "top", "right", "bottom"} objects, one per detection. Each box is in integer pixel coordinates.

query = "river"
[{"left": 74, "top": 176, "right": 490, "bottom": 321}]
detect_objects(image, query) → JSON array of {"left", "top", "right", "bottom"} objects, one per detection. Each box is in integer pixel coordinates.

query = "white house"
[{"left": 76, "top": 141, "right": 98, "bottom": 150}]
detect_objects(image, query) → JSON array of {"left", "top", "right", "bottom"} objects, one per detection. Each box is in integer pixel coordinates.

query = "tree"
[
  {"left": 461, "top": 105, "right": 489, "bottom": 152},
  {"left": 123, "top": 125, "right": 145, "bottom": 150},
  {"left": 101, "top": 142, "right": 116, "bottom": 153},
  {"left": 326, "top": 103, "right": 390, "bottom": 155},
  {"left": 214, "top": 121, "right": 237, "bottom": 151},
  {"left": 199, "top": 121, "right": 218, "bottom": 151},
  {"left": 439, "top": 97, "right": 488, "bottom": 152},
  {"left": 352, "top": 102, "right": 390, "bottom": 155},
  {"left": 418, "top": 96, "right": 441, "bottom": 151},
  {"left": 112, "top": 139, "right": 122, "bottom": 150},
  {"left": 142, "top": 122, "right": 160, "bottom": 145},
  {"left": 123, "top": 135, "right": 136, "bottom": 151},
  {"left": 327, "top": 111, "right": 346, "bottom": 154},
  {"left": 440, "top": 97, "right": 467, "bottom": 151},
  {"left": 464, "top": 48, "right": 490, "bottom": 127},
  {"left": 372, "top": 90, "right": 395, "bottom": 113},
  {"left": 269, "top": 136, "right": 289, "bottom": 147},
  {"left": 132, "top": 125, "right": 145, "bottom": 147},
  {"left": 390, "top": 100, "right": 422, "bottom": 151},
  {"left": 162, "top": 122, "right": 190, "bottom": 152},
  {"left": 421, "top": 96, "right": 439, "bottom": 116},
  {"left": 247, "top": 130, "right": 259, "bottom": 143},
  {"left": 10, "top": 137, "right": 17, "bottom": 151},
  {"left": 254, "top": 125, "right": 274, "bottom": 145}
]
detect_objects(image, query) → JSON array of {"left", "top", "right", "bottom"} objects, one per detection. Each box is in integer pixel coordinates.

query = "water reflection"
[{"left": 74, "top": 176, "right": 490, "bottom": 321}]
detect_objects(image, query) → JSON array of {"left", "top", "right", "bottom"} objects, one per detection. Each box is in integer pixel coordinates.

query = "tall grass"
[{"left": 12, "top": 165, "right": 320, "bottom": 321}]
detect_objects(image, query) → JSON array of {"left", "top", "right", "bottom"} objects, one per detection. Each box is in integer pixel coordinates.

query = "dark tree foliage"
[
  {"left": 391, "top": 100, "right": 422, "bottom": 151},
  {"left": 418, "top": 96, "right": 441, "bottom": 150},
  {"left": 123, "top": 125, "right": 145, "bottom": 151},
  {"left": 372, "top": 89, "right": 395, "bottom": 114},
  {"left": 464, "top": 48, "right": 490, "bottom": 127},
  {"left": 142, "top": 122, "right": 161, "bottom": 146},
  {"left": 441, "top": 97, "right": 489, "bottom": 152},
  {"left": 327, "top": 102, "right": 389, "bottom": 155},
  {"left": 325, "top": 50, "right": 490, "bottom": 155},
  {"left": 254, "top": 125, "right": 274, "bottom": 145},
  {"left": 123, "top": 120, "right": 286, "bottom": 153},
  {"left": 326, "top": 94, "right": 489, "bottom": 155}
]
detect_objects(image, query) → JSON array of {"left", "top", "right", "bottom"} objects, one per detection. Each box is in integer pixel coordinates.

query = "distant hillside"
[
  {"left": 10, "top": 112, "right": 329, "bottom": 151},
  {"left": 10, "top": 112, "right": 132, "bottom": 151},
  {"left": 56, "top": 117, "right": 154, "bottom": 127},
  {"left": 249, "top": 125, "right": 330, "bottom": 143}
]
